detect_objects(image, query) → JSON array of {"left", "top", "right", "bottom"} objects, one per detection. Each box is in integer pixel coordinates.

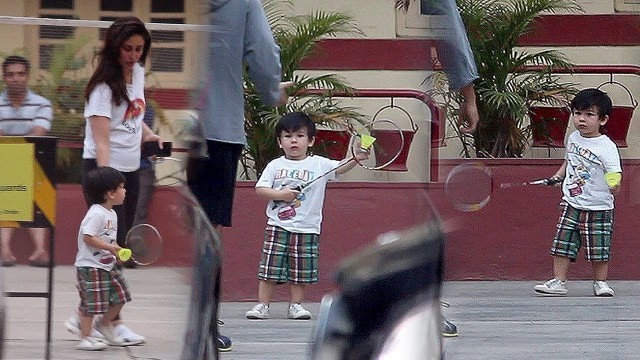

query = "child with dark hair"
[
  {"left": 534, "top": 88, "right": 622, "bottom": 297},
  {"left": 76, "top": 16, "right": 158, "bottom": 343},
  {"left": 246, "top": 112, "right": 368, "bottom": 320},
  {"left": 72, "top": 167, "right": 136, "bottom": 350}
]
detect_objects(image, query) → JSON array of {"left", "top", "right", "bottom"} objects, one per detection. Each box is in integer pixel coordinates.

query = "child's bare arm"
[
  {"left": 256, "top": 186, "right": 300, "bottom": 203},
  {"left": 336, "top": 137, "right": 371, "bottom": 175},
  {"left": 551, "top": 160, "right": 567, "bottom": 181},
  {"left": 83, "top": 234, "right": 120, "bottom": 257}
]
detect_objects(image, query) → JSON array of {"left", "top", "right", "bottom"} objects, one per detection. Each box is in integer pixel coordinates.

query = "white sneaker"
[
  {"left": 245, "top": 303, "right": 270, "bottom": 319},
  {"left": 593, "top": 281, "right": 614, "bottom": 297},
  {"left": 76, "top": 337, "right": 107, "bottom": 351},
  {"left": 534, "top": 278, "right": 568, "bottom": 295},
  {"left": 287, "top": 303, "right": 312, "bottom": 320},
  {"left": 95, "top": 321, "right": 126, "bottom": 346},
  {"left": 64, "top": 315, "right": 107, "bottom": 343},
  {"left": 115, "top": 324, "right": 146, "bottom": 345}
]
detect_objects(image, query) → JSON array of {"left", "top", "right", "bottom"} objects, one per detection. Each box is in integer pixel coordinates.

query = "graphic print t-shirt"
[
  {"left": 83, "top": 62, "right": 146, "bottom": 172},
  {"left": 562, "top": 131, "right": 622, "bottom": 210},
  {"left": 75, "top": 204, "right": 118, "bottom": 271},
  {"left": 256, "top": 156, "right": 341, "bottom": 234}
]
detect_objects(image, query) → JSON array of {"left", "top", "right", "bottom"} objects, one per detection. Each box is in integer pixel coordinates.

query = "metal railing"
[{"left": 55, "top": 65, "right": 640, "bottom": 181}]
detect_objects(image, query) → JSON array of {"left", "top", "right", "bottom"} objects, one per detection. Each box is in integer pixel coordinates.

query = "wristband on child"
[{"left": 604, "top": 172, "right": 621, "bottom": 188}]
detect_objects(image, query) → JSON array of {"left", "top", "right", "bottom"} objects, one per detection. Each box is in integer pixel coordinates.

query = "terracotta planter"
[
  {"left": 370, "top": 129, "right": 415, "bottom": 171},
  {"left": 598, "top": 80, "right": 637, "bottom": 147},
  {"left": 530, "top": 106, "right": 571, "bottom": 147},
  {"left": 369, "top": 104, "right": 419, "bottom": 171},
  {"left": 314, "top": 129, "right": 350, "bottom": 160},
  {"left": 604, "top": 106, "right": 634, "bottom": 147}
]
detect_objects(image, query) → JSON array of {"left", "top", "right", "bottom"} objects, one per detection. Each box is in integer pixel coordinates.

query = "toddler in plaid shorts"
[
  {"left": 73, "top": 167, "right": 133, "bottom": 350},
  {"left": 245, "top": 112, "right": 369, "bottom": 320},
  {"left": 534, "top": 89, "right": 622, "bottom": 297}
]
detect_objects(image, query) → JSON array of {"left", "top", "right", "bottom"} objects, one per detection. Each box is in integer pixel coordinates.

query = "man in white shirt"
[{"left": 0, "top": 55, "right": 53, "bottom": 267}]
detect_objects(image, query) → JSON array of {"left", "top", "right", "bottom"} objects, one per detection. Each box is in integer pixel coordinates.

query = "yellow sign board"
[{"left": 0, "top": 143, "right": 35, "bottom": 221}]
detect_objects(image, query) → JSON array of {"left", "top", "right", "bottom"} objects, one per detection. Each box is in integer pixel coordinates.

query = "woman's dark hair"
[
  {"left": 275, "top": 112, "right": 317, "bottom": 139},
  {"left": 84, "top": 17, "right": 151, "bottom": 106},
  {"left": 85, "top": 167, "right": 126, "bottom": 205}
]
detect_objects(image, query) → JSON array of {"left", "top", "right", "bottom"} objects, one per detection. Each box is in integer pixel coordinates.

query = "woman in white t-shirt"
[
  {"left": 81, "top": 17, "right": 160, "bottom": 250},
  {"left": 75, "top": 17, "right": 159, "bottom": 344}
]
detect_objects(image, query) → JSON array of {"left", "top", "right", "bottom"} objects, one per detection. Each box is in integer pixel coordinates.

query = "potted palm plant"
[
  {"left": 241, "top": 0, "right": 366, "bottom": 178},
  {"left": 398, "top": 0, "right": 580, "bottom": 157}
]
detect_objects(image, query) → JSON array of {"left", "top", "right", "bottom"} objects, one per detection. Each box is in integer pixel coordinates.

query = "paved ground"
[{"left": 2, "top": 266, "right": 640, "bottom": 359}]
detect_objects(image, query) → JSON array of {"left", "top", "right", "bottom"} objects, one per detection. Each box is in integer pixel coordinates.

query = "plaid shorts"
[
  {"left": 550, "top": 202, "right": 614, "bottom": 262},
  {"left": 257, "top": 226, "right": 319, "bottom": 284},
  {"left": 76, "top": 266, "right": 132, "bottom": 316}
]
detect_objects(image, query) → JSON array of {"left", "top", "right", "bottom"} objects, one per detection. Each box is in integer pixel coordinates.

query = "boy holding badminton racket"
[
  {"left": 246, "top": 112, "right": 369, "bottom": 320},
  {"left": 72, "top": 167, "right": 135, "bottom": 350},
  {"left": 534, "top": 88, "right": 622, "bottom": 297}
]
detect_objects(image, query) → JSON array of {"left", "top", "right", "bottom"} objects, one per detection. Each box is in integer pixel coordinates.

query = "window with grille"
[
  {"left": 35, "top": 0, "right": 187, "bottom": 73},
  {"left": 37, "top": 10, "right": 77, "bottom": 70},
  {"left": 40, "top": 0, "right": 73, "bottom": 9},
  {"left": 148, "top": 16, "right": 185, "bottom": 72},
  {"left": 395, "top": 0, "right": 447, "bottom": 38},
  {"left": 100, "top": 0, "right": 132, "bottom": 12},
  {"left": 615, "top": 0, "right": 640, "bottom": 12}
]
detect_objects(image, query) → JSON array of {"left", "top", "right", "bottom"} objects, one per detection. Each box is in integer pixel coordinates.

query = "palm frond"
[
  {"left": 441, "top": 0, "right": 581, "bottom": 157},
  {"left": 242, "top": 1, "right": 363, "bottom": 177},
  {"left": 278, "top": 11, "right": 361, "bottom": 77},
  {"left": 263, "top": 0, "right": 293, "bottom": 32}
]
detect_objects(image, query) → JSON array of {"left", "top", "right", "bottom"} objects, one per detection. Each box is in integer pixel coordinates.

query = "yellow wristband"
[{"left": 604, "top": 172, "right": 621, "bottom": 187}]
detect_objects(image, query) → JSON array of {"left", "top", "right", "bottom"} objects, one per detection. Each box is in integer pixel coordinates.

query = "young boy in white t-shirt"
[
  {"left": 534, "top": 88, "right": 622, "bottom": 297},
  {"left": 74, "top": 167, "right": 132, "bottom": 350},
  {"left": 245, "top": 112, "right": 369, "bottom": 320}
]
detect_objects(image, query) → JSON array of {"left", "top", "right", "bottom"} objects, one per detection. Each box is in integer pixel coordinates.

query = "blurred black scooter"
[{"left": 310, "top": 215, "right": 446, "bottom": 360}]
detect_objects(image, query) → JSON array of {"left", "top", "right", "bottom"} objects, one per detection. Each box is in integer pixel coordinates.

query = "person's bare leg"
[
  {"left": 258, "top": 280, "right": 275, "bottom": 305},
  {"left": 289, "top": 283, "right": 307, "bottom": 304},
  {"left": 27, "top": 228, "right": 49, "bottom": 262},
  {"left": 553, "top": 255, "right": 571, "bottom": 281},
  {"left": 80, "top": 314, "right": 94, "bottom": 338},
  {"left": 592, "top": 261, "right": 609, "bottom": 281},
  {"left": 99, "top": 303, "right": 125, "bottom": 325},
  {"left": 0, "top": 228, "right": 17, "bottom": 262}
]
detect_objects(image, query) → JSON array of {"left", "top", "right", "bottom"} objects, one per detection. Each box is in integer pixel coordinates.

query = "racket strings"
[
  {"left": 445, "top": 163, "right": 494, "bottom": 212},
  {"left": 126, "top": 224, "right": 163, "bottom": 265},
  {"left": 349, "top": 119, "right": 405, "bottom": 170}
]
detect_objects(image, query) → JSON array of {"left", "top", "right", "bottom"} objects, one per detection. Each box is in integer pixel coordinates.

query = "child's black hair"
[
  {"left": 275, "top": 112, "right": 317, "bottom": 139},
  {"left": 571, "top": 88, "right": 612, "bottom": 118},
  {"left": 85, "top": 167, "right": 126, "bottom": 205}
]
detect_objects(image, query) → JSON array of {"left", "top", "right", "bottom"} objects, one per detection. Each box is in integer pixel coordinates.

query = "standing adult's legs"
[
  {"left": 187, "top": 140, "right": 243, "bottom": 354},
  {"left": 113, "top": 170, "right": 140, "bottom": 248},
  {"left": 133, "top": 166, "right": 156, "bottom": 226}
]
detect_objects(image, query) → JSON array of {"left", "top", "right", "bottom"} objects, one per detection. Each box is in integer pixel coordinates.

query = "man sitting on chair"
[{"left": 0, "top": 55, "right": 53, "bottom": 267}]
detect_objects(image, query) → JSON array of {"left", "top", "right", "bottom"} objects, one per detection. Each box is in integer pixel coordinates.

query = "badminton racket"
[
  {"left": 445, "top": 163, "right": 494, "bottom": 212},
  {"left": 118, "top": 223, "right": 163, "bottom": 266},
  {"left": 301, "top": 118, "right": 405, "bottom": 191}
]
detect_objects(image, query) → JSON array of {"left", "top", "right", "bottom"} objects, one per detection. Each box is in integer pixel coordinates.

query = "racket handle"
[{"left": 543, "top": 177, "right": 562, "bottom": 186}]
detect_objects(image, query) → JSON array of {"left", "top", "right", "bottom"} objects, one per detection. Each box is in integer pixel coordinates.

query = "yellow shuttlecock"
[
  {"left": 359, "top": 134, "right": 376, "bottom": 150},
  {"left": 604, "top": 172, "right": 621, "bottom": 187}
]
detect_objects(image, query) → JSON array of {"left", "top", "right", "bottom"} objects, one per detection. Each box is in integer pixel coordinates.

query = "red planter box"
[{"left": 530, "top": 106, "right": 570, "bottom": 147}]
